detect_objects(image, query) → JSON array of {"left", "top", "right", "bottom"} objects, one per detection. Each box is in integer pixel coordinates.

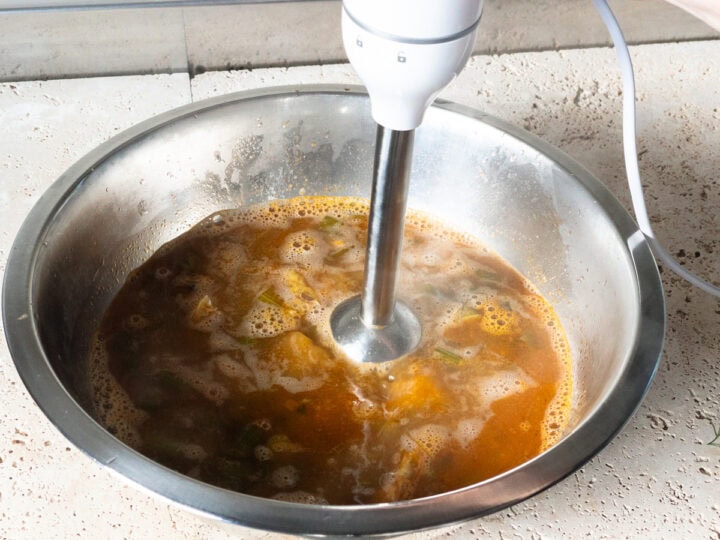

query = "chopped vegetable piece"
[
  {"left": 257, "top": 287, "right": 285, "bottom": 307},
  {"left": 434, "top": 347, "right": 463, "bottom": 364},
  {"left": 325, "top": 246, "right": 351, "bottom": 264},
  {"left": 385, "top": 368, "right": 446, "bottom": 416},
  {"left": 268, "top": 331, "right": 333, "bottom": 380},
  {"left": 421, "top": 283, "right": 457, "bottom": 301},
  {"left": 268, "top": 434, "right": 305, "bottom": 453},
  {"left": 191, "top": 295, "right": 217, "bottom": 322},
  {"left": 319, "top": 215, "right": 340, "bottom": 229},
  {"left": 285, "top": 269, "right": 317, "bottom": 301}
]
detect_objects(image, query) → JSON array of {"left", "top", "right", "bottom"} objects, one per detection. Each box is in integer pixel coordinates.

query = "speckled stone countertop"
[{"left": 1, "top": 40, "right": 719, "bottom": 539}]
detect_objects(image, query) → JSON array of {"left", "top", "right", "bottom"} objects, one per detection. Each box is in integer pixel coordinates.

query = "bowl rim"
[{"left": 1, "top": 84, "right": 665, "bottom": 536}]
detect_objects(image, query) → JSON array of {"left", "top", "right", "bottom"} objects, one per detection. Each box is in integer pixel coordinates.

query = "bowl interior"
[{"left": 5, "top": 88, "right": 664, "bottom": 535}]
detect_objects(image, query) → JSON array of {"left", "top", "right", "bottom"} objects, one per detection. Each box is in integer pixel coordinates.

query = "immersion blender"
[{"left": 330, "top": 0, "right": 484, "bottom": 363}]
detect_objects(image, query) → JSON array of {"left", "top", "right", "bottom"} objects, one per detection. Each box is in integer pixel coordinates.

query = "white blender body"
[
  {"left": 342, "top": 0, "right": 483, "bottom": 131},
  {"left": 332, "top": 0, "right": 484, "bottom": 363}
]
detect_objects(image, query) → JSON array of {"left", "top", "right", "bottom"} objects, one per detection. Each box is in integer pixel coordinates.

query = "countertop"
[{"left": 1, "top": 40, "right": 719, "bottom": 538}]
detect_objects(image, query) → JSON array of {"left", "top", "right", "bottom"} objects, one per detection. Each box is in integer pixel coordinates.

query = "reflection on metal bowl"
[{"left": 2, "top": 86, "right": 664, "bottom": 536}]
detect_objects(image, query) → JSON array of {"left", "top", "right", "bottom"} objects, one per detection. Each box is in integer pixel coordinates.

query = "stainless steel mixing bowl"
[{"left": 2, "top": 86, "right": 665, "bottom": 536}]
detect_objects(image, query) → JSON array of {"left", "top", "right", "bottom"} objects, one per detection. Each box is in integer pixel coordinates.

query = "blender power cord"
[{"left": 593, "top": 0, "right": 720, "bottom": 297}]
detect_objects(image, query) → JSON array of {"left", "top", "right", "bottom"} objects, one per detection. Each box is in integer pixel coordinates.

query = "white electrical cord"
[{"left": 593, "top": 0, "right": 720, "bottom": 297}]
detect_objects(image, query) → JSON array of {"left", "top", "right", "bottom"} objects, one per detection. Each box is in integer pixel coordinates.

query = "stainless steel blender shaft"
[
  {"left": 329, "top": 124, "right": 421, "bottom": 363},
  {"left": 361, "top": 125, "right": 414, "bottom": 327}
]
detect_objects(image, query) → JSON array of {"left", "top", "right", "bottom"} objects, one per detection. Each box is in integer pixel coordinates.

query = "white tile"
[
  {"left": 0, "top": 8, "right": 187, "bottom": 81},
  {"left": 0, "top": 74, "right": 191, "bottom": 248},
  {"left": 476, "top": 0, "right": 719, "bottom": 52},
  {"left": 184, "top": 1, "right": 345, "bottom": 73}
]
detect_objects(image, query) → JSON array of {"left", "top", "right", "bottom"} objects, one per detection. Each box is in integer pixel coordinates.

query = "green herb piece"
[
  {"left": 257, "top": 287, "right": 285, "bottom": 307},
  {"left": 319, "top": 215, "right": 340, "bottom": 229},
  {"left": 475, "top": 268, "right": 502, "bottom": 283},
  {"left": 268, "top": 434, "right": 305, "bottom": 453},
  {"left": 422, "top": 284, "right": 456, "bottom": 302},
  {"left": 434, "top": 347, "right": 463, "bottom": 364},
  {"left": 422, "top": 284, "right": 440, "bottom": 296},
  {"left": 376, "top": 419, "right": 400, "bottom": 441},
  {"left": 459, "top": 301, "right": 480, "bottom": 319},
  {"left": 235, "top": 335, "right": 257, "bottom": 346},
  {"left": 325, "top": 246, "right": 351, "bottom": 263}
]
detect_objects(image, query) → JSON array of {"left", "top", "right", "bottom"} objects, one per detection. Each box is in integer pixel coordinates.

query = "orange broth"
[{"left": 89, "top": 196, "right": 572, "bottom": 504}]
